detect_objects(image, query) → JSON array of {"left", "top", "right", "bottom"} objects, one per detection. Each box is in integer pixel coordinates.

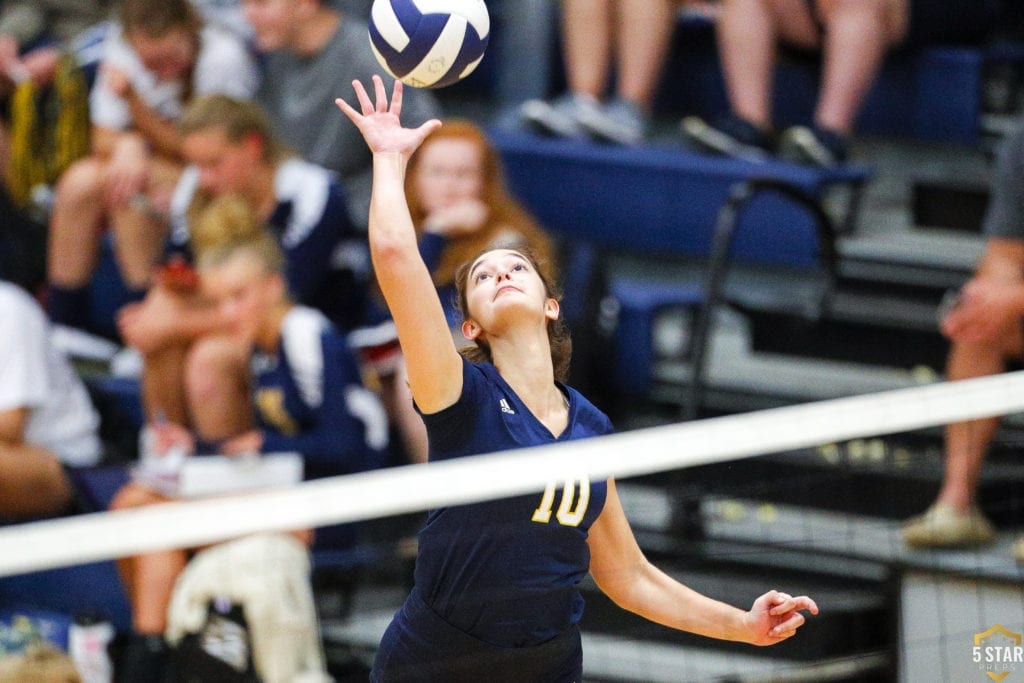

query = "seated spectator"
[
  {"left": 514, "top": 0, "right": 677, "bottom": 145},
  {"left": 46, "top": 0, "right": 258, "bottom": 333},
  {"left": 406, "top": 119, "right": 557, "bottom": 329},
  {"left": 111, "top": 230, "right": 389, "bottom": 679},
  {"left": 682, "top": 0, "right": 999, "bottom": 166},
  {"left": 902, "top": 122, "right": 1024, "bottom": 561},
  {"left": 118, "top": 94, "right": 427, "bottom": 462},
  {"left": 242, "top": 0, "right": 441, "bottom": 229},
  {"left": 0, "top": 279, "right": 102, "bottom": 520}
]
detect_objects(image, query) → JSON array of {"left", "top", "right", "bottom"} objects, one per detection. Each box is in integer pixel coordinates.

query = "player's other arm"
[{"left": 587, "top": 479, "right": 818, "bottom": 646}]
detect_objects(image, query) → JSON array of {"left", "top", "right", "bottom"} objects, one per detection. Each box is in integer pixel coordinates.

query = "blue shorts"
[{"left": 371, "top": 587, "right": 583, "bottom": 683}]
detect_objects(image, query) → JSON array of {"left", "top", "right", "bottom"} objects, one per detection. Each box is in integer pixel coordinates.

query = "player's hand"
[
  {"left": 117, "top": 285, "right": 191, "bottom": 353},
  {"left": 221, "top": 430, "right": 263, "bottom": 456},
  {"left": 150, "top": 420, "right": 196, "bottom": 457},
  {"left": 335, "top": 75, "right": 441, "bottom": 158},
  {"left": 741, "top": 590, "right": 818, "bottom": 646},
  {"left": 941, "top": 278, "right": 1024, "bottom": 343},
  {"left": 423, "top": 199, "right": 489, "bottom": 237},
  {"left": 101, "top": 63, "right": 132, "bottom": 98},
  {"left": 106, "top": 135, "right": 150, "bottom": 207},
  {"left": 21, "top": 47, "right": 60, "bottom": 87}
]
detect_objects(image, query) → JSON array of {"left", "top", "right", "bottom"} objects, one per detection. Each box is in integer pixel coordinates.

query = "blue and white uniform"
[
  {"left": 169, "top": 158, "right": 380, "bottom": 335},
  {"left": 250, "top": 305, "right": 389, "bottom": 480},
  {"left": 372, "top": 358, "right": 613, "bottom": 682}
]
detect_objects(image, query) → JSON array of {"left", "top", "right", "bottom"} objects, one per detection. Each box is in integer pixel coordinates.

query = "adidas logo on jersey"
[{"left": 499, "top": 398, "right": 515, "bottom": 415}]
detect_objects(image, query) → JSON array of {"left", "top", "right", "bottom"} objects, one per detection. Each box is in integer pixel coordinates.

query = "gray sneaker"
[
  {"left": 518, "top": 93, "right": 591, "bottom": 140},
  {"left": 901, "top": 503, "right": 996, "bottom": 548},
  {"left": 680, "top": 114, "right": 772, "bottom": 163},
  {"left": 577, "top": 97, "right": 645, "bottom": 145}
]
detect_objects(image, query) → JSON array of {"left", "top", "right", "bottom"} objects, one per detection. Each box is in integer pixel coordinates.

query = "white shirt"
[
  {"left": 90, "top": 23, "right": 259, "bottom": 131},
  {"left": 0, "top": 283, "right": 102, "bottom": 467}
]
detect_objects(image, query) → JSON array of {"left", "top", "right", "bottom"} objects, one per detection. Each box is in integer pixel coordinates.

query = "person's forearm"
[
  {"left": 127, "top": 92, "right": 181, "bottom": 159},
  {"left": 598, "top": 561, "right": 751, "bottom": 643}
]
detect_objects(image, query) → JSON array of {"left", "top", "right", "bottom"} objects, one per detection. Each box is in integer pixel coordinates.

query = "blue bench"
[{"left": 490, "top": 130, "right": 860, "bottom": 403}]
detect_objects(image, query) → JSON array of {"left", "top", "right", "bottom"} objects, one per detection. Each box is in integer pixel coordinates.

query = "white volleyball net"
[{"left": 2, "top": 371, "right": 1024, "bottom": 681}]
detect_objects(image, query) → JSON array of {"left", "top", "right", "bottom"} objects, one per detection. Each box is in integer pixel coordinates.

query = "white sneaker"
[{"left": 901, "top": 503, "right": 996, "bottom": 548}]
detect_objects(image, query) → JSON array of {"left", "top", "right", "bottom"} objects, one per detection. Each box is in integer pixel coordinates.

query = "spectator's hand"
[
  {"left": 21, "top": 47, "right": 60, "bottom": 87},
  {"left": 940, "top": 278, "right": 1024, "bottom": 343},
  {"left": 741, "top": 590, "right": 818, "bottom": 646},
  {"left": 0, "top": 35, "right": 21, "bottom": 81},
  {"left": 106, "top": 135, "right": 150, "bottom": 207},
  {"left": 150, "top": 419, "right": 196, "bottom": 456},
  {"left": 221, "top": 430, "right": 263, "bottom": 456},
  {"left": 335, "top": 75, "right": 441, "bottom": 159},
  {"left": 424, "top": 199, "right": 489, "bottom": 238},
  {"left": 117, "top": 286, "right": 189, "bottom": 353},
  {"left": 101, "top": 63, "right": 132, "bottom": 98}
]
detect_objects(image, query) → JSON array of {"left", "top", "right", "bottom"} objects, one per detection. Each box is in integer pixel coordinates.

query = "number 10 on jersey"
[{"left": 531, "top": 480, "right": 591, "bottom": 527}]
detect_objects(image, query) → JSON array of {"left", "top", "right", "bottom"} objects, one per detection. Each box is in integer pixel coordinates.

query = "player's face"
[
  {"left": 182, "top": 127, "right": 260, "bottom": 196},
  {"left": 202, "top": 254, "right": 277, "bottom": 342},
  {"left": 413, "top": 138, "right": 484, "bottom": 213},
  {"left": 127, "top": 28, "right": 195, "bottom": 82},
  {"left": 242, "top": 0, "right": 302, "bottom": 52},
  {"left": 463, "top": 249, "right": 556, "bottom": 336}
]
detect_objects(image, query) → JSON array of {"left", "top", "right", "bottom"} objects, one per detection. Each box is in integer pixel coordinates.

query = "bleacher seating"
[
  {"left": 659, "top": 14, "right": 1006, "bottom": 146},
  {"left": 490, "top": 129, "right": 868, "bottom": 406}
]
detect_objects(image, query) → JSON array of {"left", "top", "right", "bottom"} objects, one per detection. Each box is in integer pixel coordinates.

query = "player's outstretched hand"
[
  {"left": 742, "top": 590, "right": 819, "bottom": 646},
  {"left": 336, "top": 75, "right": 441, "bottom": 157}
]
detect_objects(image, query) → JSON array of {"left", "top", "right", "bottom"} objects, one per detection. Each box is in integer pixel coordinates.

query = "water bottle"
[{"left": 67, "top": 612, "right": 114, "bottom": 683}]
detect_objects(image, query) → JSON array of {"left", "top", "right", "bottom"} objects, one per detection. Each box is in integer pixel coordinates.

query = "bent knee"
[{"left": 54, "top": 157, "right": 106, "bottom": 200}]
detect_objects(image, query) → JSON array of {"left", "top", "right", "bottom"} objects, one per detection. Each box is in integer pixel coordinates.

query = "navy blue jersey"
[
  {"left": 250, "top": 306, "right": 389, "bottom": 478},
  {"left": 169, "top": 159, "right": 377, "bottom": 332},
  {"left": 412, "top": 358, "right": 613, "bottom": 647}
]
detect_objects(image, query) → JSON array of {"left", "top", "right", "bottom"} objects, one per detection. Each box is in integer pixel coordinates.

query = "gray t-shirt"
[
  {"left": 984, "top": 123, "right": 1024, "bottom": 239},
  {"left": 258, "top": 14, "right": 441, "bottom": 230}
]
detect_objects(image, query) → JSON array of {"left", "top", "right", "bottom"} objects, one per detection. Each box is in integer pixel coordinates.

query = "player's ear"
[
  {"left": 544, "top": 297, "right": 559, "bottom": 322},
  {"left": 462, "top": 318, "right": 481, "bottom": 342}
]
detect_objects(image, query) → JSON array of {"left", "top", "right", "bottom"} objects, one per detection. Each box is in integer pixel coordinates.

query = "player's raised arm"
[{"left": 336, "top": 76, "right": 460, "bottom": 414}]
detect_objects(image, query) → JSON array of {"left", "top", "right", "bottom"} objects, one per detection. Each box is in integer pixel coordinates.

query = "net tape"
[{"left": 2, "top": 370, "right": 1024, "bottom": 577}]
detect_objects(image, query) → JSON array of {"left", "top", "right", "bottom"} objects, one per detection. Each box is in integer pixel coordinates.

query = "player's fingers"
[
  {"left": 771, "top": 612, "right": 806, "bottom": 635},
  {"left": 414, "top": 118, "right": 443, "bottom": 141},
  {"left": 335, "top": 97, "right": 360, "bottom": 123},
  {"left": 351, "top": 79, "right": 373, "bottom": 114},
  {"left": 390, "top": 78, "right": 403, "bottom": 117},
  {"left": 373, "top": 74, "right": 388, "bottom": 112}
]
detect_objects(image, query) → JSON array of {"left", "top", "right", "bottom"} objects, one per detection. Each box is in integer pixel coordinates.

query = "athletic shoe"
[
  {"left": 577, "top": 97, "right": 645, "bottom": 145},
  {"left": 518, "top": 93, "right": 591, "bottom": 140},
  {"left": 679, "top": 114, "right": 773, "bottom": 163},
  {"left": 901, "top": 503, "right": 996, "bottom": 548},
  {"left": 778, "top": 125, "right": 849, "bottom": 167},
  {"left": 1014, "top": 537, "right": 1024, "bottom": 562}
]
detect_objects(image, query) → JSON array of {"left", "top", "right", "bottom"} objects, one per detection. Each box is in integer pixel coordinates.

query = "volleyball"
[{"left": 368, "top": 0, "right": 490, "bottom": 89}]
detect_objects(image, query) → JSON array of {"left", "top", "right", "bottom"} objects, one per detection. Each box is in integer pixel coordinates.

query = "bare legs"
[
  {"left": 934, "top": 330, "right": 1023, "bottom": 512},
  {"left": 0, "top": 443, "right": 73, "bottom": 518},
  {"left": 561, "top": 0, "right": 675, "bottom": 111},
  {"left": 717, "top": 0, "right": 907, "bottom": 134}
]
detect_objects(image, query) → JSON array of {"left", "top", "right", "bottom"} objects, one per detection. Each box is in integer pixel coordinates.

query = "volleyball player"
[{"left": 336, "top": 76, "right": 818, "bottom": 682}]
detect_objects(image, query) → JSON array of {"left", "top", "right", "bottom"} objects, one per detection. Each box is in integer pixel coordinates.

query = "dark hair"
[
  {"left": 454, "top": 247, "right": 572, "bottom": 382},
  {"left": 120, "top": 0, "right": 202, "bottom": 38}
]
